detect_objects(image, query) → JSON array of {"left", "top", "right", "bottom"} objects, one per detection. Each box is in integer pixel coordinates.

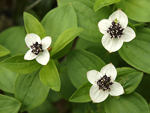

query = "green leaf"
[
  {"left": 0, "top": 26, "right": 27, "bottom": 55},
  {"left": 105, "top": 92, "right": 150, "bottom": 113},
  {"left": 0, "top": 45, "right": 10, "bottom": 57},
  {"left": 24, "top": 12, "right": 46, "bottom": 38},
  {"left": 117, "top": 67, "right": 143, "bottom": 94},
  {"left": 1, "top": 54, "right": 42, "bottom": 74},
  {"left": 0, "top": 63, "right": 16, "bottom": 93},
  {"left": 0, "top": 94, "right": 21, "bottom": 113},
  {"left": 75, "top": 38, "right": 100, "bottom": 50},
  {"left": 117, "top": 0, "right": 150, "bottom": 22},
  {"left": 28, "top": 100, "right": 57, "bottom": 113},
  {"left": 118, "top": 27, "right": 150, "bottom": 74},
  {"left": 58, "top": 0, "right": 111, "bottom": 43},
  {"left": 72, "top": 103, "right": 85, "bottom": 113},
  {"left": 94, "top": 0, "right": 120, "bottom": 12},
  {"left": 39, "top": 59, "right": 60, "bottom": 91},
  {"left": 51, "top": 27, "right": 83, "bottom": 57},
  {"left": 69, "top": 82, "right": 91, "bottom": 103},
  {"left": 14, "top": 69, "right": 50, "bottom": 111},
  {"left": 86, "top": 45, "right": 127, "bottom": 67},
  {"left": 51, "top": 41, "right": 74, "bottom": 59},
  {"left": 59, "top": 65, "right": 76, "bottom": 100},
  {"left": 67, "top": 49, "right": 105, "bottom": 88},
  {"left": 41, "top": 3, "right": 77, "bottom": 46},
  {"left": 136, "top": 74, "right": 150, "bottom": 102},
  {"left": 47, "top": 90, "right": 62, "bottom": 102}
]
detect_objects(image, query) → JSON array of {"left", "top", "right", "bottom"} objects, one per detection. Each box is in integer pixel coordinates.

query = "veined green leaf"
[
  {"left": 0, "top": 63, "right": 16, "bottom": 93},
  {"left": 58, "top": 0, "right": 111, "bottom": 43},
  {"left": 118, "top": 27, "right": 150, "bottom": 74},
  {"left": 1, "top": 54, "right": 42, "bottom": 74},
  {"left": 14, "top": 69, "right": 50, "bottom": 111},
  {"left": 117, "top": 67, "right": 143, "bottom": 94},
  {"left": 67, "top": 49, "right": 105, "bottom": 88},
  {"left": 0, "top": 94, "right": 21, "bottom": 113},
  {"left": 105, "top": 92, "right": 149, "bottom": 113},
  {"left": 117, "top": 0, "right": 150, "bottom": 22},
  {"left": 41, "top": 3, "right": 77, "bottom": 46},
  {"left": 0, "top": 26, "right": 27, "bottom": 55}
]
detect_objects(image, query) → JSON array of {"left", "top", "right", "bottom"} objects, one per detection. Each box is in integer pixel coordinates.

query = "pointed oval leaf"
[
  {"left": 39, "top": 59, "right": 60, "bottom": 91},
  {"left": 51, "top": 27, "right": 83, "bottom": 57},
  {"left": 105, "top": 92, "right": 150, "bottom": 113},
  {"left": 0, "top": 26, "right": 27, "bottom": 55},
  {"left": 67, "top": 49, "right": 105, "bottom": 88},
  {"left": 117, "top": 0, "right": 150, "bottom": 22},
  {"left": 69, "top": 82, "right": 91, "bottom": 103},
  {"left": 1, "top": 54, "right": 42, "bottom": 74},
  {"left": 14, "top": 69, "right": 50, "bottom": 111},
  {"left": 58, "top": 0, "right": 111, "bottom": 43},
  {"left": 0, "top": 64, "right": 16, "bottom": 93},
  {"left": 41, "top": 3, "right": 77, "bottom": 46},
  {"left": 0, "top": 94, "right": 21, "bottom": 113},
  {"left": 117, "top": 67, "right": 143, "bottom": 94},
  {"left": 94, "top": 0, "right": 120, "bottom": 12},
  {"left": 24, "top": 12, "right": 46, "bottom": 38},
  {"left": 0, "top": 45, "right": 10, "bottom": 57},
  {"left": 118, "top": 28, "right": 150, "bottom": 74},
  {"left": 51, "top": 41, "right": 74, "bottom": 59}
]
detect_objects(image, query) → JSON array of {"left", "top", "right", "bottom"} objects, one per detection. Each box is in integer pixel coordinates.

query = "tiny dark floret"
[
  {"left": 97, "top": 74, "right": 113, "bottom": 91},
  {"left": 107, "top": 21, "right": 124, "bottom": 38},
  {"left": 31, "top": 42, "right": 43, "bottom": 55}
]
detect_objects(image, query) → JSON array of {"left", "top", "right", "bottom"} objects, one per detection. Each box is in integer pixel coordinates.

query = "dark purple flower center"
[
  {"left": 97, "top": 74, "right": 113, "bottom": 91},
  {"left": 107, "top": 21, "right": 124, "bottom": 38},
  {"left": 30, "top": 42, "right": 43, "bottom": 55}
]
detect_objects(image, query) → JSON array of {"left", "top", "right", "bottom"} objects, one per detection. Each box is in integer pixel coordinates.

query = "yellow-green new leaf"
[
  {"left": 0, "top": 45, "right": 10, "bottom": 57},
  {"left": 51, "top": 27, "right": 83, "bottom": 57},
  {"left": 24, "top": 12, "right": 46, "bottom": 38}
]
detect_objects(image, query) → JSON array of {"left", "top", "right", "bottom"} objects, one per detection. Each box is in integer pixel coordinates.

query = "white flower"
[
  {"left": 87, "top": 63, "right": 124, "bottom": 103},
  {"left": 98, "top": 9, "right": 136, "bottom": 52},
  {"left": 24, "top": 33, "right": 51, "bottom": 65}
]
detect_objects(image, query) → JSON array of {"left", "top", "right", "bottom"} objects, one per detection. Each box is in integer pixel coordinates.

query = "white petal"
[
  {"left": 87, "top": 70, "right": 102, "bottom": 85},
  {"left": 25, "top": 33, "right": 41, "bottom": 48},
  {"left": 41, "top": 36, "right": 52, "bottom": 50},
  {"left": 90, "top": 85, "right": 109, "bottom": 103},
  {"left": 100, "top": 63, "right": 117, "bottom": 82},
  {"left": 109, "top": 81, "right": 124, "bottom": 96},
  {"left": 102, "top": 33, "right": 124, "bottom": 52},
  {"left": 122, "top": 27, "right": 136, "bottom": 42},
  {"left": 98, "top": 19, "right": 110, "bottom": 34},
  {"left": 24, "top": 49, "right": 37, "bottom": 60},
  {"left": 109, "top": 10, "right": 128, "bottom": 28},
  {"left": 36, "top": 50, "right": 50, "bottom": 65}
]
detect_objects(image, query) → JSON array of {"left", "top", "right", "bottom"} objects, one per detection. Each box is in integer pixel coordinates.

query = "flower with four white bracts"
[
  {"left": 87, "top": 63, "right": 124, "bottom": 103},
  {"left": 98, "top": 9, "right": 136, "bottom": 53},
  {"left": 24, "top": 33, "right": 51, "bottom": 65}
]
